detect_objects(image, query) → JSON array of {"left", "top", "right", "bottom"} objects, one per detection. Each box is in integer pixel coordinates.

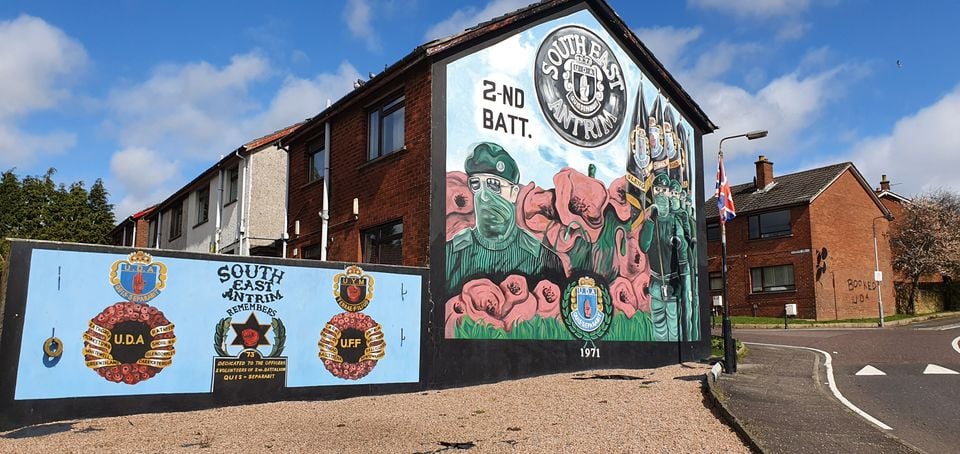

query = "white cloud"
[
  {"left": 776, "top": 21, "right": 810, "bottom": 41},
  {"left": 0, "top": 15, "right": 86, "bottom": 166},
  {"left": 251, "top": 62, "right": 360, "bottom": 132},
  {"left": 425, "top": 0, "right": 532, "bottom": 41},
  {"left": 633, "top": 26, "right": 703, "bottom": 73},
  {"left": 846, "top": 85, "right": 960, "bottom": 196},
  {"left": 688, "top": 0, "right": 811, "bottom": 18},
  {"left": 104, "top": 52, "right": 360, "bottom": 216},
  {"left": 106, "top": 52, "right": 271, "bottom": 158},
  {"left": 109, "top": 147, "right": 180, "bottom": 218},
  {"left": 343, "top": 0, "right": 379, "bottom": 51}
]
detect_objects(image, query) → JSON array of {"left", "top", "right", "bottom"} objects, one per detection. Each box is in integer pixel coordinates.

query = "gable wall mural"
[{"left": 442, "top": 8, "right": 702, "bottom": 344}]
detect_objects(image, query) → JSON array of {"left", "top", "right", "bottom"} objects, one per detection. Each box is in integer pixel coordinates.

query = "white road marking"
[
  {"left": 953, "top": 335, "right": 960, "bottom": 355},
  {"left": 855, "top": 365, "right": 886, "bottom": 376},
  {"left": 923, "top": 364, "right": 959, "bottom": 375},
  {"left": 745, "top": 341, "right": 892, "bottom": 430},
  {"left": 918, "top": 322, "right": 960, "bottom": 331}
]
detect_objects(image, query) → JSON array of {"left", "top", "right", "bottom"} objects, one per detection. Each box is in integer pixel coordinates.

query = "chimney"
[
  {"left": 755, "top": 155, "right": 774, "bottom": 190},
  {"left": 879, "top": 174, "right": 891, "bottom": 191}
]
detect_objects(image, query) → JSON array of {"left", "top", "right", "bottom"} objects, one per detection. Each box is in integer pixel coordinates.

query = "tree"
[
  {"left": 889, "top": 190, "right": 960, "bottom": 314},
  {"left": 0, "top": 168, "right": 116, "bottom": 276}
]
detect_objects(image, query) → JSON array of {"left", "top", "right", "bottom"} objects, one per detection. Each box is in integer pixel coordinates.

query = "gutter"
[
  {"left": 234, "top": 148, "right": 247, "bottom": 255},
  {"left": 321, "top": 121, "right": 331, "bottom": 261}
]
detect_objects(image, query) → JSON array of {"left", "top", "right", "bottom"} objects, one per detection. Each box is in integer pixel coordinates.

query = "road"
[{"left": 734, "top": 316, "right": 960, "bottom": 454}]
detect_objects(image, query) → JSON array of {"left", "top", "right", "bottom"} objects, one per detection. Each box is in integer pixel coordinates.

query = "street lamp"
[
  {"left": 718, "top": 129, "right": 768, "bottom": 374},
  {"left": 872, "top": 214, "right": 893, "bottom": 327}
]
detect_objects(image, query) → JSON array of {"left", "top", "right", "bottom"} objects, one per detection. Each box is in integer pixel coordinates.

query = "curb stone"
[
  {"left": 704, "top": 365, "right": 763, "bottom": 454},
  {"left": 730, "top": 311, "right": 960, "bottom": 329}
]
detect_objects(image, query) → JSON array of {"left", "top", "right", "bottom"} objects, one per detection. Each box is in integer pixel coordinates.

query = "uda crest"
[
  {"left": 333, "top": 265, "right": 374, "bottom": 312},
  {"left": 561, "top": 277, "right": 613, "bottom": 341},
  {"left": 535, "top": 25, "right": 626, "bottom": 148},
  {"left": 109, "top": 251, "right": 167, "bottom": 303}
]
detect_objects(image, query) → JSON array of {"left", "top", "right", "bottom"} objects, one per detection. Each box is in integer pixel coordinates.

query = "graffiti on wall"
[
  {"left": 14, "top": 248, "right": 422, "bottom": 401},
  {"left": 443, "top": 10, "right": 701, "bottom": 343}
]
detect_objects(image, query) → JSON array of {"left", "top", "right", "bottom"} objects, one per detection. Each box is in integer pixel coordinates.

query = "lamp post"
[
  {"left": 872, "top": 215, "right": 892, "bottom": 327},
  {"left": 718, "top": 130, "right": 767, "bottom": 374}
]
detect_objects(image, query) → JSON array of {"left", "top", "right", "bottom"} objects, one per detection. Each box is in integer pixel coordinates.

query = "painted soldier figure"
[
  {"left": 445, "top": 142, "right": 563, "bottom": 295},
  {"left": 639, "top": 173, "right": 693, "bottom": 341}
]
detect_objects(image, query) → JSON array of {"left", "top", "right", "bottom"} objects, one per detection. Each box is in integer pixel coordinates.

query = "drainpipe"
[
  {"left": 234, "top": 148, "right": 247, "bottom": 255},
  {"left": 131, "top": 221, "right": 136, "bottom": 247},
  {"left": 155, "top": 211, "right": 163, "bottom": 248},
  {"left": 281, "top": 141, "right": 290, "bottom": 259},
  {"left": 321, "top": 121, "right": 331, "bottom": 261},
  {"left": 214, "top": 163, "right": 224, "bottom": 253}
]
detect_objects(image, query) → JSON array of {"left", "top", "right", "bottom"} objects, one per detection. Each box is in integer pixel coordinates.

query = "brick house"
[
  {"left": 267, "top": 0, "right": 725, "bottom": 375},
  {"left": 705, "top": 156, "right": 896, "bottom": 320},
  {"left": 110, "top": 205, "right": 156, "bottom": 247},
  {"left": 139, "top": 123, "right": 300, "bottom": 256}
]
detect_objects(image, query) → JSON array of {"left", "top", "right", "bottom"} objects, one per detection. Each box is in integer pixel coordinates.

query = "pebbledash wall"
[
  {"left": 0, "top": 241, "right": 426, "bottom": 429},
  {"left": 428, "top": 1, "right": 715, "bottom": 384}
]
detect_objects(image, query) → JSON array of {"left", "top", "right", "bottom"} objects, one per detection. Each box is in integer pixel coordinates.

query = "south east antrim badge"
[
  {"left": 562, "top": 277, "right": 613, "bottom": 341},
  {"left": 109, "top": 251, "right": 167, "bottom": 303},
  {"left": 333, "top": 265, "right": 374, "bottom": 312}
]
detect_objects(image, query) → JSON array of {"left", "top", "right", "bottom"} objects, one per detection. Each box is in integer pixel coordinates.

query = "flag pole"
[
  {"left": 716, "top": 131, "right": 766, "bottom": 374},
  {"left": 720, "top": 201, "right": 736, "bottom": 373}
]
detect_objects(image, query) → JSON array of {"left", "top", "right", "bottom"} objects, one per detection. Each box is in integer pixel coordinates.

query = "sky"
[{"left": 2, "top": 0, "right": 960, "bottom": 219}]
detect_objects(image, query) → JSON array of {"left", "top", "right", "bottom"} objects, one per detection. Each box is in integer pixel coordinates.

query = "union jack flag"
[{"left": 715, "top": 155, "right": 736, "bottom": 224}]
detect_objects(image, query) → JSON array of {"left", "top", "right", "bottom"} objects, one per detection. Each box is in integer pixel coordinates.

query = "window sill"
[
  {"left": 299, "top": 178, "right": 324, "bottom": 190},
  {"left": 223, "top": 199, "right": 238, "bottom": 208},
  {"left": 359, "top": 145, "right": 407, "bottom": 171},
  {"left": 749, "top": 289, "right": 797, "bottom": 296},
  {"left": 748, "top": 233, "right": 794, "bottom": 241},
  {"left": 168, "top": 234, "right": 182, "bottom": 241},
  {"left": 193, "top": 220, "right": 209, "bottom": 229}
]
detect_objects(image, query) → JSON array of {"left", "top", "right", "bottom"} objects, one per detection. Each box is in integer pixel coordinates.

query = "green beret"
[
  {"left": 669, "top": 178, "right": 683, "bottom": 191},
  {"left": 464, "top": 142, "right": 518, "bottom": 184},
  {"left": 652, "top": 173, "right": 671, "bottom": 187}
]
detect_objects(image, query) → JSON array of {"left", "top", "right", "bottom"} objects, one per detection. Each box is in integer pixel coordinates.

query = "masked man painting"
[{"left": 445, "top": 142, "right": 563, "bottom": 295}]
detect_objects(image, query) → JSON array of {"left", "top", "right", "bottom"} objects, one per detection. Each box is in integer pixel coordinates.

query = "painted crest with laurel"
[
  {"left": 561, "top": 276, "right": 613, "bottom": 341},
  {"left": 333, "top": 265, "right": 374, "bottom": 312},
  {"left": 109, "top": 251, "right": 167, "bottom": 303}
]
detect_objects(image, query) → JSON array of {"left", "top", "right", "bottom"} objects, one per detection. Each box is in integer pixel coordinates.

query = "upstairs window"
[
  {"left": 362, "top": 220, "right": 403, "bottom": 265},
  {"left": 751, "top": 264, "right": 795, "bottom": 293},
  {"left": 226, "top": 167, "right": 239, "bottom": 204},
  {"left": 368, "top": 94, "right": 405, "bottom": 160},
  {"left": 169, "top": 201, "right": 184, "bottom": 240},
  {"left": 748, "top": 209, "right": 791, "bottom": 239},
  {"left": 195, "top": 187, "right": 209, "bottom": 226},
  {"left": 308, "top": 140, "right": 325, "bottom": 183},
  {"left": 706, "top": 222, "right": 721, "bottom": 241},
  {"left": 709, "top": 272, "right": 724, "bottom": 292}
]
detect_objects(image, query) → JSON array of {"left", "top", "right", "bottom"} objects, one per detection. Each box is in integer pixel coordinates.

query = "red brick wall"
[
  {"left": 134, "top": 218, "right": 151, "bottom": 247},
  {"left": 707, "top": 205, "right": 817, "bottom": 318},
  {"left": 810, "top": 170, "right": 896, "bottom": 320},
  {"left": 287, "top": 62, "right": 432, "bottom": 266}
]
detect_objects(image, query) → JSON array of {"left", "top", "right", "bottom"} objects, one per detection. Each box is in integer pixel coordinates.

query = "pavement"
[
  {"left": 709, "top": 344, "right": 920, "bottom": 453},
  {"left": 707, "top": 314, "right": 960, "bottom": 453}
]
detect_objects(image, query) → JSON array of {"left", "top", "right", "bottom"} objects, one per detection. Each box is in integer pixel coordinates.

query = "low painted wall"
[{"left": 0, "top": 240, "right": 426, "bottom": 429}]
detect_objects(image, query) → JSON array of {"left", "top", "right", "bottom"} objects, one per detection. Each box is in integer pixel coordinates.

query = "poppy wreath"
[
  {"left": 318, "top": 312, "right": 385, "bottom": 380},
  {"left": 83, "top": 301, "right": 176, "bottom": 385}
]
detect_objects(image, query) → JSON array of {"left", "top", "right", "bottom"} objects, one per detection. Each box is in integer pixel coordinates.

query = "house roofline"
[{"left": 283, "top": 0, "right": 717, "bottom": 146}]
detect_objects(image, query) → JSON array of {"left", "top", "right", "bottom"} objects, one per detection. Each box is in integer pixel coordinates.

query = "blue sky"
[{"left": 2, "top": 0, "right": 959, "bottom": 218}]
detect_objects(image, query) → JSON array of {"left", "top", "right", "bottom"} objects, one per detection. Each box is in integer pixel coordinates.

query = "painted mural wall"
[
  {"left": 8, "top": 247, "right": 422, "bottom": 402},
  {"left": 443, "top": 9, "right": 701, "bottom": 343}
]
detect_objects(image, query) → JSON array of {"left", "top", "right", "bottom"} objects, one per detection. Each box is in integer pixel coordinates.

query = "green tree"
[
  {"left": 0, "top": 168, "right": 116, "bottom": 276},
  {"left": 889, "top": 190, "right": 960, "bottom": 314}
]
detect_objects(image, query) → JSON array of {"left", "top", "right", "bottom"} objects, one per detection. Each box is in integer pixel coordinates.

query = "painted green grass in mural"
[
  {"left": 602, "top": 311, "right": 655, "bottom": 342},
  {"left": 453, "top": 315, "right": 574, "bottom": 340},
  {"left": 453, "top": 311, "right": 655, "bottom": 341}
]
